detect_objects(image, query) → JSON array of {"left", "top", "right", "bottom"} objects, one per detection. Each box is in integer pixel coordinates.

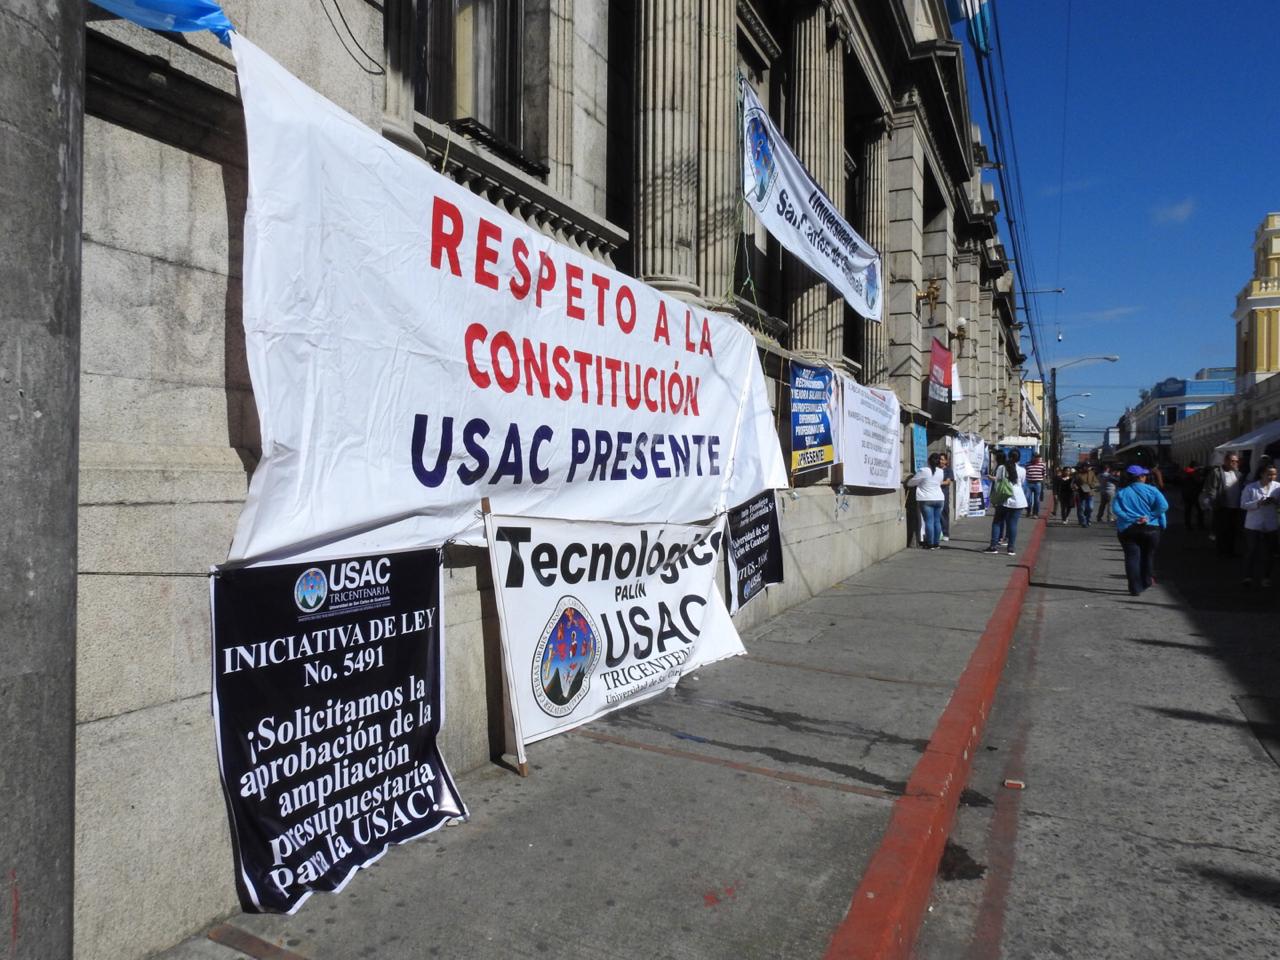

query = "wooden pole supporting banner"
[{"left": 480, "top": 498, "right": 531, "bottom": 777}]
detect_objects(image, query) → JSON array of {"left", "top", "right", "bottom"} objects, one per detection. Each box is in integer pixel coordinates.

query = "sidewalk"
[
  {"left": 914, "top": 517, "right": 1280, "bottom": 959},
  {"left": 159, "top": 512, "right": 1045, "bottom": 960}
]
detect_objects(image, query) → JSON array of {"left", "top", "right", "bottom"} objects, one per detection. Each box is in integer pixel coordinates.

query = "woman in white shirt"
[
  {"left": 984, "top": 449, "right": 1029, "bottom": 556},
  {"left": 1241, "top": 462, "right": 1279, "bottom": 587},
  {"left": 908, "top": 452, "right": 947, "bottom": 549}
]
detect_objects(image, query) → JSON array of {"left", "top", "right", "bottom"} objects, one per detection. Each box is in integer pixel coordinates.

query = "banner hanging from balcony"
[
  {"left": 835, "top": 375, "right": 902, "bottom": 490},
  {"left": 483, "top": 514, "right": 742, "bottom": 746},
  {"left": 210, "top": 548, "right": 466, "bottom": 913},
  {"left": 741, "top": 79, "right": 882, "bottom": 321},
  {"left": 925, "top": 338, "right": 953, "bottom": 422},
  {"left": 225, "top": 37, "right": 786, "bottom": 563}
]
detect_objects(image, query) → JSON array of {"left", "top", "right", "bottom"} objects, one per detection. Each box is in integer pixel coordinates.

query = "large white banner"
[
  {"left": 742, "top": 79, "right": 882, "bottom": 321},
  {"left": 835, "top": 376, "right": 902, "bottom": 489},
  {"left": 226, "top": 37, "right": 786, "bottom": 563},
  {"left": 484, "top": 514, "right": 743, "bottom": 744}
]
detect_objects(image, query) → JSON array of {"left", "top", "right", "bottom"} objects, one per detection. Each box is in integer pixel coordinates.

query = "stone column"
[
  {"left": 696, "top": 0, "right": 737, "bottom": 305},
  {"left": 953, "top": 246, "right": 980, "bottom": 429},
  {"left": 787, "top": 4, "right": 844, "bottom": 355},
  {"left": 861, "top": 123, "right": 890, "bottom": 382},
  {"left": 977, "top": 284, "right": 994, "bottom": 435},
  {"left": 0, "top": 1, "right": 82, "bottom": 956},
  {"left": 635, "top": 0, "right": 701, "bottom": 297},
  {"left": 383, "top": 0, "right": 427, "bottom": 158},
  {"left": 887, "top": 108, "right": 924, "bottom": 405}
]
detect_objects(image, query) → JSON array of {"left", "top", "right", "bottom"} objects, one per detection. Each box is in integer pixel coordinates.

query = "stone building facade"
[{"left": 72, "top": 2, "right": 1023, "bottom": 956}]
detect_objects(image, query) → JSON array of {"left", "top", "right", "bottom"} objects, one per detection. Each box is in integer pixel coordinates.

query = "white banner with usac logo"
[
  {"left": 483, "top": 514, "right": 744, "bottom": 744},
  {"left": 741, "top": 77, "right": 882, "bottom": 321}
]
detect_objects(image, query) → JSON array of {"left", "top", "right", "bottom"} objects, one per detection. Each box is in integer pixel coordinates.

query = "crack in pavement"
[{"left": 1021, "top": 808, "right": 1280, "bottom": 864}]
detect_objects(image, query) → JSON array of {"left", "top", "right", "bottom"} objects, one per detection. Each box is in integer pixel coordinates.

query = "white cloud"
[{"left": 1152, "top": 198, "right": 1196, "bottom": 224}]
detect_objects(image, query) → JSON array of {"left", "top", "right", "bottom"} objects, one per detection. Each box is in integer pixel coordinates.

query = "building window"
[{"left": 417, "top": 0, "right": 525, "bottom": 156}]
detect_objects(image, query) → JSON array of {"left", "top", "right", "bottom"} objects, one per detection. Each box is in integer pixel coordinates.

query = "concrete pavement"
[
  {"left": 914, "top": 517, "right": 1280, "bottom": 960},
  {"left": 154, "top": 513, "right": 1041, "bottom": 960}
]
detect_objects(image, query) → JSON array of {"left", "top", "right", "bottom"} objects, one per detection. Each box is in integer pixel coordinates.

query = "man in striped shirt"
[{"left": 1025, "top": 454, "right": 1047, "bottom": 518}]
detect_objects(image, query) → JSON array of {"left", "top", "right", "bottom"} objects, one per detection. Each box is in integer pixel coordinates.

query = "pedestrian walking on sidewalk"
[
  {"left": 1203, "top": 453, "right": 1245, "bottom": 557},
  {"left": 1240, "top": 463, "right": 1280, "bottom": 587},
  {"left": 1180, "top": 461, "right": 1206, "bottom": 530},
  {"left": 984, "top": 450, "right": 1028, "bottom": 556},
  {"left": 1055, "top": 467, "right": 1076, "bottom": 524},
  {"left": 1024, "top": 453, "right": 1046, "bottom": 518},
  {"left": 1073, "top": 465, "right": 1098, "bottom": 527},
  {"left": 1098, "top": 465, "right": 1118, "bottom": 523},
  {"left": 908, "top": 453, "right": 947, "bottom": 549},
  {"left": 939, "top": 452, "right": 954, "bottom": 542},
  {"left": 1112, "top": 465, "right": 1169, "bottom": 596}
]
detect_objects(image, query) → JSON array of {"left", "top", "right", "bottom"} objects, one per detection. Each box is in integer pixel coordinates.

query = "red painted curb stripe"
[{"left": 823, "top": 498, "right": 1054, "bottom": 960}]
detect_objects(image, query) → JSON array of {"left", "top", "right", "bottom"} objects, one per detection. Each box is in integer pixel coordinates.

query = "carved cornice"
[{"left": 737, "top": 0, "right": 782, "bottom": 62}]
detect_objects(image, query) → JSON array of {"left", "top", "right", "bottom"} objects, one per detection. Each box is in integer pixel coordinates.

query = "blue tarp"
[{"left": 92, "top": 0, "right": 234, "bottom": 45}]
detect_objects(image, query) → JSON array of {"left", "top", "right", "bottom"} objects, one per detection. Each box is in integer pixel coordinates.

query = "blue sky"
[{"left": 964, "top": 1, "right": 1279, "bottom": 452}]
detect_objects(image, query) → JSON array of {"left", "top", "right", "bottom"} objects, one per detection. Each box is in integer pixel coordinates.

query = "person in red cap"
[{"left": 1111, "top": 465, "right": 1170, "bottom": 596}]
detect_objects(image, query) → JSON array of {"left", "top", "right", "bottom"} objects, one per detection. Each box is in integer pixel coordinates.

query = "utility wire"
[{"left": 1051, "top": 0, "right": 1074, "bottom": 351}]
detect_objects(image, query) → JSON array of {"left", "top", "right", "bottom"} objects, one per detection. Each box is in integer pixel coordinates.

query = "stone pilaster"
[
  {"left": 787, "top": 4, "right": 844, "bottom": 356},
  {"left": 548, "top": 0, "right": 575, "bottom": 195},
  {"left": 977, "top": 284, "right": 994, "bottom": 435},
  {"left": 887, "top": 109, "right": 924, "bottom": 405},
  {"left": 635, "top": 0, "right": 700, "bottom": 296},
  {"left": 953, "top": 246, "right": 980, "bottom": 429},
  {"left": 382, "top": 0, "right": 426, "bottom": 158},
  {"left": 696, "top": 0, "right": 737, "bottom": 305},
  {"left": 861, "top": 123, "right": 890, "bottom": 382}
]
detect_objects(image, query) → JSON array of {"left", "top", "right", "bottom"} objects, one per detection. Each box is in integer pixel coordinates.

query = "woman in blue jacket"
[{"left": 1110, "top": 465, "right": 1170, "bottom": 596}]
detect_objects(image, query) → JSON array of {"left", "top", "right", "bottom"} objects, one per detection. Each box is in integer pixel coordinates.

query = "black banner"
[
  {"left": 211, "top": 548, "right": 466, "bottom": 913},
  {"left": 724, "top": 492, "right": 784, "bottom": 613}
]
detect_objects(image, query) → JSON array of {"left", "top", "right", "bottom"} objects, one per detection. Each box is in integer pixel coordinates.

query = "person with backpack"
[
  {"left": 1072, "top": 464, "right": 1099, "bottom": 527},
  {"left": 1098, "top": 465, "right": 1119, "bottom": 523},
  {"left": 984, "top": 449, "right": 1028, "bottom": 556}
]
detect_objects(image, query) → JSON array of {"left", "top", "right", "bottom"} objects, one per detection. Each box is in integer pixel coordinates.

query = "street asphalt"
[
  {"left": 914, "top": 514, "right": 1280, "bottom": 960},
  {"left": 156, "top": 516, "right": 1030, "bottom": 960}
]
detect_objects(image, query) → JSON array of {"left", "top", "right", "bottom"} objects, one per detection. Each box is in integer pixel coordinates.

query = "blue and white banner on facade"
[
  {"left": 226, "top": 37, "right": 786, "bottom": 564},
  {"left": 790, "top": 362, "right": 837, "bottom": 475},
  {"left": 741, "top": 79, "right": 882, "bottom": 321}
]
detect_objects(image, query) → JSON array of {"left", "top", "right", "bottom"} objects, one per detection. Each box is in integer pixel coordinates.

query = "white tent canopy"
[
  {"left": 996, "top": 436, "right": 1041, "bottom": 447},
  {"left": 1212, "top": 418, "right": 1280, "bottom": 466}
]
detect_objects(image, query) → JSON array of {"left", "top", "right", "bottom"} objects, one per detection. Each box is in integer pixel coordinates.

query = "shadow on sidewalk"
[{"left": 1149, "top": 522, "right": 1280, "bottom": 762}]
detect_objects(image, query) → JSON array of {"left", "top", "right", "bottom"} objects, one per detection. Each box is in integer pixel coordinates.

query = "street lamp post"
[{"left": 1051, "top": 356, "right": 1118, "bottom": 470}]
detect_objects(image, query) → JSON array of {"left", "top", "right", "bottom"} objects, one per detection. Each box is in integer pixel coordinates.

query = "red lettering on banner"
[
  {"left": 430, "top": 198, "right": 463, "bottom": 277},
  {"left": 536, "top": 253, "right": 556, "bottom": 308},
  {"left": 566, "top": 263, "right": 585, "bottom": 320},
  {"left": 552, "top": 346, "right": 572, "bottom": 400},
  {"left": 591, "top": 273, "right": 611, "bottom": 327},
  {"left": 491, "top": 331, "right": 520, "bottom": 392},
  {"left": 510, "top": 237, "right": 531, "bottom": 299},
  {"left": 464, "top": 323, "right": 490, "bottom": 388},
  {"left": 699, "top": 318, "right": 714, "bottom": 357},
  {"left": 474, "top": 218, "right": 502, "bottom": 290},
  {"left": 653, "top": 302, "right": 671, "bottom": 345},
  {"left": 617, "top": 285, "right": 637, "bottom": 335}
]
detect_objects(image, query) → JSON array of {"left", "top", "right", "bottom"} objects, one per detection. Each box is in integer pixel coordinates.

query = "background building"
[
  {"left": 63, "top": 3, "right": 1026, "bottom": 956},
  {"left": 1114, "top": 367, "right": 1234, "bottom": 463},
  {"left": 1172, "top": 213, "right": 1280, "bottom": 465}
]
